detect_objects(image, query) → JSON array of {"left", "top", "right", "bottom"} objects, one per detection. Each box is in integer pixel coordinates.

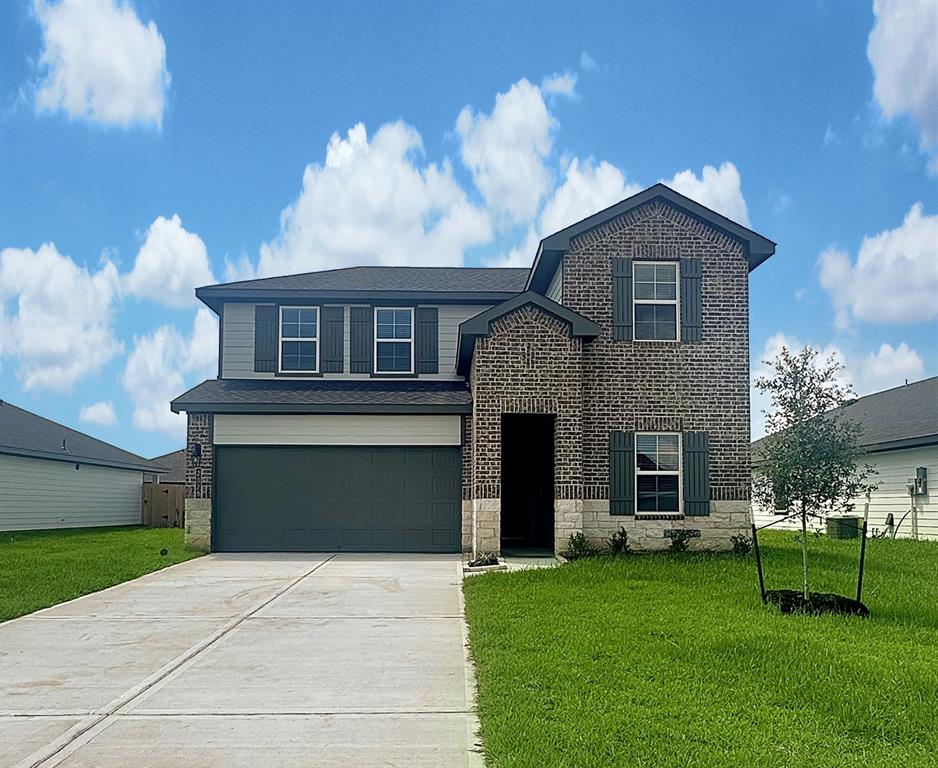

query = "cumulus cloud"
[
  {"left": 579, "top": 51, "right": 599, "bottom": 71},
  {"left": 256, "top": 122, "right": 491, "bottom": 277},
  {"left": 860, "top": 341, "right": 925, "bottom": 393},
  {"left": 542, "top": 71, "right": 578, "bottom": 98},
  {"left": 664, "top": 162, "right": 751, "bottom": 226},
  {"left": 0, "top": 243, "right": 122, "bottom": 392},
  {"left": 34, "top": 0, "right": 170, "bottom": 128},
  {"left": 79, "top": 400, "right": 117, "bottom": 426},
  {"left": 456, "top": 78, "right": 556, "bottom": 223},
  {"left": 124, "top": 215, "right": 214, "bottom": 307},
  {"left": 868, "top": 0, "right": 938, "bottom": 166},
  {"left": 818, "top": 203, "right": 938, "bottom": 329},
  {"left": 122, "top": 308, "right": 217, "bottom": 436}
]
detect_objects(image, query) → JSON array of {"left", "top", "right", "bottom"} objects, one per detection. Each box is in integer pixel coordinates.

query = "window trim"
[
  {"left": 632, "top": 260, "right": 680, "bottom": 343},
  {"left": 373, "top": 306, "right": 415, "bottom": 375},
  {"left": 278, "top": 305, "right": 320, "bottom": 374},
  {"left": 635, "top": 431, "right": 683, "bottom": 515}
]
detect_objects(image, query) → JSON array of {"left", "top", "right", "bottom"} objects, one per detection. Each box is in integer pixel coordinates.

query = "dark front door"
[
  {"left": 213, "top": 445, "right": 461, "bottom": 552},
  {"left": 500, "top": 414, "right": 554, "bottom": 551}
]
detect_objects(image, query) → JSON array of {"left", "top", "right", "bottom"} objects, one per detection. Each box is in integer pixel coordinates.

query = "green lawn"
[
  {"left": 0, "top": 526, "right": 203, "bottom": 622},
  {"left": 463, "top": 532, "right": 938, "bottom": 768}
]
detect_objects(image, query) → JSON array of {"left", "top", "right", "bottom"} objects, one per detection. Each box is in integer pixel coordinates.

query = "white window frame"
[
  {"left": 373, "top": 306, "right": 415, "bottom": 375},
  {"left": 632, "top": 261, "right": 680, "bottom": 343},
  {"left": 635, "top": 432, "right": 683, "bottom": 515},
  {"left": 278, "top": 305, "right": 320, "bottom": 374}
]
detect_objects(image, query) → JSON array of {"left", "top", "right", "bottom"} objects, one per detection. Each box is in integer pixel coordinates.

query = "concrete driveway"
[{"left": 0, "top": 553, "right": 479, "bottom": 768}]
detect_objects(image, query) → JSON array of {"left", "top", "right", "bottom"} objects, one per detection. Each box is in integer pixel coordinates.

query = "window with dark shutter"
[
  {"left": 683, "top": 431, "right": 710, "bottom": 516},
  {"left": 415, "top": 306, "right": 439, "bottom": 374},
  {"left": 349, "top": 306, "right": 373, "bottom": 373},
  {"left": 320, "top": 306, "right": 344, "bottom": 373},
  {"left": 609, "top": 431, "right": 635, "bottom": 515},
  {"left": 253, "top": 304, "right": 277, "bottom": 372},
  {"left": 680, "top": 257, "right": 702, "bottom": 342},
  {"left": 612, "top": 257, "right": 633, "bottom": 341}
]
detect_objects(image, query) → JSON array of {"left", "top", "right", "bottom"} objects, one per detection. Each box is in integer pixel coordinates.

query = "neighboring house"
[
  {"left": 145, "top": 449, "right": 185, "bottom": 484},
  {"left": 752, "top": 377, "right": 938, "bottom": 540},
  {"left": 172, "top": 183, "right": 776, "bottom": 554},
  {"left": 0, "top": 402, "right": 165, "bottom": 531}
]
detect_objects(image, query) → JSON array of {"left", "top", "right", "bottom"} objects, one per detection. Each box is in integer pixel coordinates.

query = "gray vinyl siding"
[
  {"left": 213, "top": 414, "right": 462, "bottom": 446},
  {"left": 546, "top": 263, "right": 563, "bottom": 304},
  {"left": 221, "top": 302, "right": 488, "bottom": 380},
  {"left": 0, "top": 453, "right": 143, "bottom": 531},
  {"left": 752, "top": 444, "right": 938, "bottom": 540}
]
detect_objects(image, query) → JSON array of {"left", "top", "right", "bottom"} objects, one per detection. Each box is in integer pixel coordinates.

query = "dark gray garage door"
[{"left": 213, "top": 446, "right": 461, "bottom": 552}]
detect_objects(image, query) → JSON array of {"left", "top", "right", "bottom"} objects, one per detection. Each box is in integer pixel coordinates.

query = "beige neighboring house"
[{"left": 751, "top": 377, "right": 938, "bottom": 540}]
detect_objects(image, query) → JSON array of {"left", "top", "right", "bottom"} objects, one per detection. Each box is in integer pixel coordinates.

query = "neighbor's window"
[
  {"left": 634, "top": 262, "right": 678, "bottom": 341},
  {"left": 636, "top": 433, "right": 681, "bottom": 514},
  {"left": 279, "top": 306, "right": 318, "bottom": 372},
  {"left": 375, "top": 307, "right": 414, "bottom": 373}
]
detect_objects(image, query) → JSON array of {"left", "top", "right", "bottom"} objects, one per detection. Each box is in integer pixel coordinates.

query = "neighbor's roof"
[
  {"left": 752, "top": 376, "right": 938, "bottom": 462},
  {"left": 196, "top": 266, "right": 529, "bottom": 312},
  {"left": 527, "top": 183, "right": 777, "bottom": 293},
  {"left": 171, "top": 379, "right": 472, "bottom": 414},
  {"left": 147, "top": 448, "right": 185, "bottom": 483},
  {"left": 0, "top": 401, "right": 166, "bottom": 473}
]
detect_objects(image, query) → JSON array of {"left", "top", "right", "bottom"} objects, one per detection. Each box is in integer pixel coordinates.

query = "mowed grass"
[
  {"left": 0, "top": 525, "right": 203, "bottom": 622},
  {"left": 463, "top": 532, "right": 938, "bottom": 768}
]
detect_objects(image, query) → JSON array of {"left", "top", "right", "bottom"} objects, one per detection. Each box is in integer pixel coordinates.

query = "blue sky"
[{"left": 1, "top": 0, "right": 936, "bottom": 458}]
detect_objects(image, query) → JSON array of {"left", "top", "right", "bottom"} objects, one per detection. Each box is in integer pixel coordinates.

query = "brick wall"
[{"left": 185, "top": 413, "right": 214, "bottom": 500}]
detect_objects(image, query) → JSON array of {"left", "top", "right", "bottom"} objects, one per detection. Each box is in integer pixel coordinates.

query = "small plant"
[
  {"left": 607, "top": 526, "right": 631, "bottom": 555},
  {"left": 468, "top": 552, "right": 499, "bottom": 567},
  {"left": 667, "top": 529, "right": 694, "bottom": 553},
  {"left": 563, "top": 532, "right": 599, "bottom": 561},
  {"left": 730, "top": 534, "right": 752, "bottom": 556}
]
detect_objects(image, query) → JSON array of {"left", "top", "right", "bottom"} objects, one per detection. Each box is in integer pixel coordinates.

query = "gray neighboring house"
[
  {"left": 0, "top": 402, "right": 165, "bottom": 532},
  {"left": 145, "top": 449, "right": 186, "bottom": 484},
  {"left": 172, "top": 183, "right": 776, "bottom": 555},
  {"left": 752, "top": 376, "right": 938, "bottom": 540}
]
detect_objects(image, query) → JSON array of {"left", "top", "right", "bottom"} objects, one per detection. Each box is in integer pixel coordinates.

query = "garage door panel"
[{"left": 214, "top": 446, "right": 460, "bottom": 553}]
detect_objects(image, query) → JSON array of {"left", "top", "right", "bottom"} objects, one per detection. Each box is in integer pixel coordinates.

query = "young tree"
[{"left": 753, "top": 346, "right": 876, "bottom": 600}]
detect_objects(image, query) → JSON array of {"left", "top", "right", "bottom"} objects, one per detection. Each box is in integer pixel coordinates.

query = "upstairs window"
[
  {"left": 279, "top": 306, "right": 318, "bottom": 373},
  {"left": 636, "top": 433, "right": 681, "bottom": 514},
  {"left": 375, "top": 308, "right": 414, "bottom": 374},
  {"left": 634, "top": 262, "right": 678, "bottom": 341}
]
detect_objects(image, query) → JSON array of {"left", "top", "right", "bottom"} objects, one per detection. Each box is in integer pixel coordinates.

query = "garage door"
[{"left": 213, "top": 446, "right": 461, "bottom": 552}]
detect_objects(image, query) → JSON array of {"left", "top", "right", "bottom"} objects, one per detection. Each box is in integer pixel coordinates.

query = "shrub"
[
  {"left": 468, "top": 552, "right": 499, "bottom": 567},
  {"left": 667, "top": 529, "right": 694, "bottom": 553},
  {"left": 563, "top": 532, "right": 599, "bottom": 561},
  {"left": 607, "top": 526, "right": 631, "bottom": 555},
  {"left": 731, "top": 534, "right": 753, "bottom": 556}
]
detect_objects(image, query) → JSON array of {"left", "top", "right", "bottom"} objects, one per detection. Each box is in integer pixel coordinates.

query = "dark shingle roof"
[
  {"left": 171, "top": 378, "right": 471, "bottom": 414},
  {"left": 0, "top": 402, "right": 165, "bottom": 472},
  {"left": 147, "top": 448, "right": 185, "bottom": 483},
  {"left": 199, "top": 266, "right": 529, "bottom": 294},
  {"left": 752, "top": 376, "right": 938, "bottom": 461}
]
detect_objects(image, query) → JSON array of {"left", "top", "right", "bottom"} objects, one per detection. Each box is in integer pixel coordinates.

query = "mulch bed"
[{"left": 766, "top": 589, "right": 870, "bottom": 617}]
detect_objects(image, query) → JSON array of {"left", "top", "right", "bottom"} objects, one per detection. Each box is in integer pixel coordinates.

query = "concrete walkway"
[{"left": 0, "top": 553, "right": 480, "bottom": 768}]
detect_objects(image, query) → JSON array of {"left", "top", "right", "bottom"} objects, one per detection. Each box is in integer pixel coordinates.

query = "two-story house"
[{"left": 172, "top": 183, "right": 775, "bottom": 555}]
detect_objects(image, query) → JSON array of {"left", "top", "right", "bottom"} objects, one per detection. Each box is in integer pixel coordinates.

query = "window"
[
  {"left": 633, "top": 262, "right": 678, "bottom": 341},
  {"left": 375, "top": 307, "right": 414, "bottom": 373},
  {"left": 773, "top": 479, "right": 790, "bottom": 514},
  {"left": 279, "top": 306, "right": 318, "bottom": 373},
  {"left": 635, "top": 433, "right": 681, "bottom": 514}
]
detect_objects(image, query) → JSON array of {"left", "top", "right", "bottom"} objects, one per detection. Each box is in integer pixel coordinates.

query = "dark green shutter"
[
  {"left": 254, "top": 304, "right": 277, "bottom": 372},
  {"left": 320, "top": 306, "right": 344, "bottom": 373},
  {"left": 609, "top": 431, "right": 635, "bottom": 515},
  {"left": 683, "top": 431, "right": 710, "bottom": 516},
  {"left": 612, "top": 257, "right": 632, "bottom": 341},
  {"left": 680, "top": 258, "right": 702, "bottom": 342},
  {"left": 350, "top": 306, "right": 373, "bottom": 373},
  {"left": 415, "top": 307, "right": 439, "bottom": 374}
]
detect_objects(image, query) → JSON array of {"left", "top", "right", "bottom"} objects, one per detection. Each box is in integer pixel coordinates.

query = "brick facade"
[{"left": 184, "top": 413, "right": 214, "bottom": 551}]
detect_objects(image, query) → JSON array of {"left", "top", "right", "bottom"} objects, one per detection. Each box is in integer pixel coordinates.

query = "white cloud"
[
  {"left": 456, "top": 78, "right": 556, "bottom": 223},
  {"left": 34, "top": 0, "right": 170, "bottom": 128},
  {"left": 79, "top": 400, "right": 116, "bottom": 426},
  {"left": 542, "top": 72, "right": 578, "bottom": 99},
  {"left": 0, "top": 243, "right": 122, "bottom": 392},
  {"left": 823, "top": 124, "right": 841, "bottom": 147},
  {"left": 256, "top": 122, "right": 491, "bottom": 277},
  {"left": 868, "top": 0, "right": 938, "bottom": 163},
  {"left": 818, "top": 203, "right": 938, "bottom": 329},
  {"left": 664, "top": 162, "right": 751, "bottom": 227},
  {"left": 579, "top": 51, "right": 599, "bottom": 71},
  {"left": 859, "top": 342, "right": 925, "bottom": 393},
  {"left": 122, "top": 308, "right": 217, "bottom": 436},
  {"left": 124, "top": 215, "right": 214, "bottom": 307}
]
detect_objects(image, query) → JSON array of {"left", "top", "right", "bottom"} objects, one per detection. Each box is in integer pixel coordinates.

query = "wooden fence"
[{"left": 142, "top": 483, "right": 185, "bottom": 528}]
